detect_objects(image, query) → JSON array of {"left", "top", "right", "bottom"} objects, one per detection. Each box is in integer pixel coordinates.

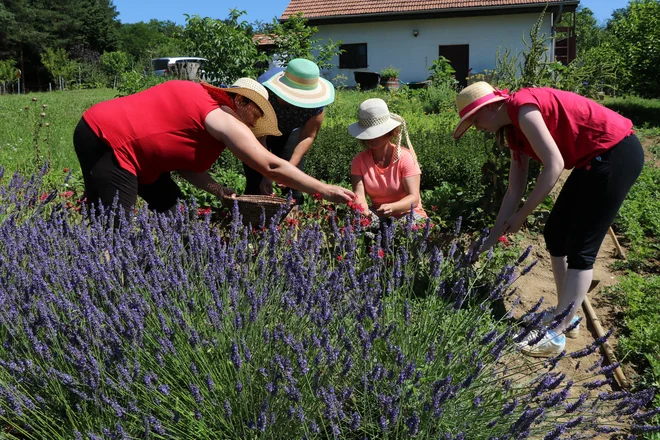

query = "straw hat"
[
  {"left": 348, "top": 98, "right": 417, "bottom": 163},
  {"left": 261, "top": 58, "right": 335, "bottom": 109},
  {"left": 224, "top": 78, "right": 282, "bottom": 138},
  {"left": 453, "top": 81, "right": 509, "bottom": 139}
]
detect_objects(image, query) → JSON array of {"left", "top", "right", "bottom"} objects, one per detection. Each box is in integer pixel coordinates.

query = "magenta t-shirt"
[
  {"left": 351, "top": 148, "right": 427, "bottom": 218},
  {"left": 505, "top": 88, "right": 634, "bottom": 169}
]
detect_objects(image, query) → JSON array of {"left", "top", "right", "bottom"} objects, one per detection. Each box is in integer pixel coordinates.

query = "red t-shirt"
[
  {"left": 505, "top": 88, "right": 634, "bottom": 169},
  {"left": 351, "top": 148, "right": 427, "bottom": 218},
  {"left": 83, "top": 80, "right": 227, "bottom": 184}
]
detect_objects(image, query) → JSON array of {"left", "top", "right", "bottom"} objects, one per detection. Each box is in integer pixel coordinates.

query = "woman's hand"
[
  {"left": 220, "top": 186, "right": 236, "bottom": 198},
  {"left": 259, "top": 177, "right": 274, "bottom": 195},
  {"left": 501, "top": 211, "right": 526, "bottom": 234},
  {"left": 320, "top": 184, "right": 355, "bottom": 204},
  {"left": 376, "top": 203, "right": 394, "bottom": 217}
]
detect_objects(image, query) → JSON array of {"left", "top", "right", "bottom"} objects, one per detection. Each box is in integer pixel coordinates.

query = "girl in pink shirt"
[{"left": 349, "top": 99, "right": 426, "bottom": 220}]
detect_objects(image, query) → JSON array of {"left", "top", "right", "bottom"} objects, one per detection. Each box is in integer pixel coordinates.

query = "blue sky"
[{"left": 112, "top": 0, "right": 630, "bottom": 26}]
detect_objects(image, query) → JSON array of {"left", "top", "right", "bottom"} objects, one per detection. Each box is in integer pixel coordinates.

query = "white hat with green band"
[{"left": 261, "top": 58, "right": 335, "bottom": 109}]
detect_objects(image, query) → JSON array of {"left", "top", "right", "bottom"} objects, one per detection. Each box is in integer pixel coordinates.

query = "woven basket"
[{"left": 222, "top": 195, "right": 294, "bottom": 227}]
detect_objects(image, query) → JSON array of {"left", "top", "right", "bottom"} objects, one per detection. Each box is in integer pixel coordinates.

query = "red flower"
[
  {"left": 62, "top": 168, "right": 69, "bottom": 173},
  {"left": 40, "top": 192, "right": 49, "bottom": 201},
  {"left": 197, "top": 207, "right": 211, "bottom": 216},
  {"left": 411, "top": 224, "right": 420, "bottom": 232},
  {"left": 60, "top": 191, "right": 74, "bottom": 198},
  {"left": 336, "top": 255, "right": 343, "bottom": 261},
  {"left": 378, "top": 249, "right": 385, "bottom": 258},
  {"left": 286, "top": 218, "right": 299, "bottom": 227},
  {"left": 498, "top": 235, "right": 510, "bottom": 248},
  {"left": 313, "top": 193, "right": 323, "bottom": 201},
  {"left": 348, "top": 199, "right": 364, "bottom": 213},
  {"left": 431, "top": 205, "right": 438, "bottom": 212},
  {"left": 360, "top": 217, "right": 371, "bottom": 227}
]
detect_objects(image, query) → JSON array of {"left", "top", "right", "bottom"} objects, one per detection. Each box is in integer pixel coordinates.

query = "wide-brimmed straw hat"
[
  {"left": 348, "top": 98, "right": 417, "bottom": 163},
  {"left": 223, "top": 78, "right": 281, "bottom": 138},
  {"left": 453, "top": 81, "right": 509, "bottom": 139},
  {"left": 261, "top": 58, "right": 335, "bottom": 109}
]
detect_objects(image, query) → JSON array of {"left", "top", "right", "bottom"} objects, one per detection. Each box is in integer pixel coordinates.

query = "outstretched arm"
[
  {"left": 289, "top": 111, "right": 324, "bottom": 167},
  {"left": 178, "top": 170, "right": 236, "bottom": 199},
  {"left": 204, "top": 108, "right": 354, "bottom": 204},
  {"left": 479, "top": 150, "right": 529, "bottom": 254},
  {"left": 500, "top": 104, "right": 564, "bottom": 234}
]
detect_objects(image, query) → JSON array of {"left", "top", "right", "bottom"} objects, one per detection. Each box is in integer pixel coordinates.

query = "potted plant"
[{"left": 379, "top": 65, "right": 400, "bottom": 90}]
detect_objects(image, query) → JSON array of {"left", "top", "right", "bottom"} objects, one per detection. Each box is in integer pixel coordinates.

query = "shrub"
[{"left": 0, "top": 168, "right": 657, "bottom": 438}]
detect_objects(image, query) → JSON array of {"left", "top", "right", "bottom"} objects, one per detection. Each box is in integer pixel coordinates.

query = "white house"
[{"left": 280, "top": 0, "right": 578, "bottom": 87}]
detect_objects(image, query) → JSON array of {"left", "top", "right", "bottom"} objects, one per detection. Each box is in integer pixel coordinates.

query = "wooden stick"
[
  {"left": 582, "top": 295, "right": 630, "bottom": 389},
  {"left": 608, "top": 226, "right": 627, "bottom": 260}
]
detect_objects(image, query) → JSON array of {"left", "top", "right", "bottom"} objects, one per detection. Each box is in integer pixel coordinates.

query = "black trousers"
[
  {"left": 544, "top": 134, "right": 645, "bottom": 270},
  {"left": 243, "top": 130, "right": 305, "bottom": 205},
  {"left": 73, "top": 118, "right": 182, "bottom": 215}
]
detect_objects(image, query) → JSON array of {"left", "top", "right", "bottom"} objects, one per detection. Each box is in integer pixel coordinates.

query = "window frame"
[{"left": 339, "top": 43, "right": 368, "bottom": 69}]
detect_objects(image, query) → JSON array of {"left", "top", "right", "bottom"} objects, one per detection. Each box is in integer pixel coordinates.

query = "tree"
[
  {"left": 100, "top": 51, "right": 132, "bottom": 88},
  {"left": 607, "top": 0, "right": 660, "bottom": 97},
  {"left": 0, "top": 59, "right": 19, "bottom": 93},
  {"left": 182, "top": 10, "right": 267, "bottom": 84},
  {"left": 41, "top": 48, "right": 78, "bottom": 90},
  {"left": 265, "top": 13, "right": 343, "bottom": 74},
  {"left": 118, "top": 20, "right": 185, "bottom": 69}
]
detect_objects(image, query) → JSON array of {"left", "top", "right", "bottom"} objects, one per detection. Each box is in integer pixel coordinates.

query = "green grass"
[{"left": 0, "top": 88, "right": 116, "bottom": 174}]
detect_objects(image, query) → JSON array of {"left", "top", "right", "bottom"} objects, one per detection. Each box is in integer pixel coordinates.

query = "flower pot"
[{"left": 380, "top": 77, "right": 399, "bottom": 90}]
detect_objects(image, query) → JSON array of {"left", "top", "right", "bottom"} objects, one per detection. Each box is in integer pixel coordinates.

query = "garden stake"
[
  {"left": 607, "top": 226, "right": 626, "bottom": 259},
  {"left": 583, "top": 280, "right": 630, "bottom": 389}
]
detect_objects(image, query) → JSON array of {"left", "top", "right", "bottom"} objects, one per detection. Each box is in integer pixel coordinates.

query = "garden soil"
[{"left": 506, "top": 169, "right": 635, "bottom": 439}]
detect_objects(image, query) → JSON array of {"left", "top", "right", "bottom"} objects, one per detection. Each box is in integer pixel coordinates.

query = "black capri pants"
[
  {"left": 73, "top": 118, "right": 182, "bottom": 214},
  {"left": 544, "top": 134, "right": 644, "bottom": 270}
]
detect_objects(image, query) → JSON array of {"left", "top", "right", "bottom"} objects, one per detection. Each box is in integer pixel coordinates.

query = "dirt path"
[{"left": 505, "top": 170, "right": 631, "bottom": 438}]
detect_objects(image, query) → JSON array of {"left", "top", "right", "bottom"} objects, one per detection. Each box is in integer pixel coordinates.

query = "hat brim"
[
  {"left": 263, "top": 72, "right": 335, "bottom": 109},
  {"left": 348, "top": 118, "right": 401, "bottom": 140},
  {"left": 224, "top": 86, "right": 282, "bottom": 138},
  {"left": 453, "top": 96, "right": 507, "bottom": 140}
]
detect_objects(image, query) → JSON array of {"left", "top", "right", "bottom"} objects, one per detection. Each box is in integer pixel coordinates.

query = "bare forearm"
[
  {"left": 289, "top": 138, "right": 313, "bottom": 167},
  {"left": 516, "top": 165, "right": 562, "bottom": 218},
  {"left": 389, "top": 194, "right": 419, "bottom": 215},
  {"left": 265, "top": 160, "right": 329, "bottom": 195},
  {"left": 178, "top": 171, "right": 228, "bottom": 198}
]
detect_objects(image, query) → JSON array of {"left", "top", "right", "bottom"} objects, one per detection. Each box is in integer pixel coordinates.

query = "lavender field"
[{"left": 0, "top": 165, "right": 657, "bottom": 439}]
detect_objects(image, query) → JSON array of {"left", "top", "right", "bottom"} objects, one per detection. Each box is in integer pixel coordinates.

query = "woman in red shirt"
[
  {"left": 74, "top": 78, "right": 353, "bottom": 216},
  {"left": 454, "top": 82, "right": 644, "bottom": 357}
]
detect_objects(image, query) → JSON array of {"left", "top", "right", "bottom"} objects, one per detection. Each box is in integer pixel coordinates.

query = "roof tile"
[{"left": 281, "top": 0, "right": 564, "bottom": 19}]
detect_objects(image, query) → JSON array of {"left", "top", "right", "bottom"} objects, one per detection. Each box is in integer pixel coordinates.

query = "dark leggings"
[
  {"left": 544, "top": 134, "right": 644, "bottom": 270},
  {"left": 243, "top": 131, "right": 305, "bottom": 205},
  {"left": 73, "top": 118, "right": 182, "bottom": 215}
]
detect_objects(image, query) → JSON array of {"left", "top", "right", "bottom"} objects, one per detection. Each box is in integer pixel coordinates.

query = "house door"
[{"left": 438, "top": 45, "right": 469, "bottom": 88}]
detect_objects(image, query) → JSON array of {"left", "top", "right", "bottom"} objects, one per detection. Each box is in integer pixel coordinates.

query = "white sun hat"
[
  {"left": 453, "top": 81, "right": 510, "bottom": 139},
  {"left": 348, "top": 98, "right": 417, "bottom": 163}
]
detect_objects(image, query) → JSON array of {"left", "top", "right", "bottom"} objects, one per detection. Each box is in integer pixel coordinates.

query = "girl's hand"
[
  {"left": 259, "top": 177, "right": 274, "bottom": 195},
  {"left": 376, "top": 204, "right": 394, "bottom": 217},
  {"left": 502, "top": 212, "right": 526, "bottom": 234}
]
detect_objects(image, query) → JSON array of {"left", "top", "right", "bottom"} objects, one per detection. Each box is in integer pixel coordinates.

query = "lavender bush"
[{"left": 0, "top": 167, "right": 657, "bottom": 439}]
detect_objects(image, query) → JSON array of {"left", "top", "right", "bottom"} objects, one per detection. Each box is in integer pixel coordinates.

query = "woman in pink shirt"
[
  {"left": 349, "top": 98, "right": 426, "bottom": 220},
  {"left": 454, "top": 82, "right": 644, "bottom": 357}
]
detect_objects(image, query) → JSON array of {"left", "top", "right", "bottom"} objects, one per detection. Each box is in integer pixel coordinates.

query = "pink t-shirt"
[
  {"left": 506, "top": 88, "right": 634, "bottom": 169},
  {"left": 351, "top": 148, "right": 427, "bottom": 218}
]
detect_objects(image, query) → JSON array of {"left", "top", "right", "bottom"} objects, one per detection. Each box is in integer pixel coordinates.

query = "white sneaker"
[
  {"left": 541, "top": 310, "right": 581, "bottom": 339},
  {"left": 518, "top": 329, "right": 566, "bottom": 358}
]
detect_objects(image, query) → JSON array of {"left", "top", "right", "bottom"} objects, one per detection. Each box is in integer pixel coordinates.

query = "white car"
[{"left": 150, "top": 57, "right": 208, "bottom": 80}]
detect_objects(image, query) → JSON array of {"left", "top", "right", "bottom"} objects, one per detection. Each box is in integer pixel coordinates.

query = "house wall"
[{"left": 314, "top": 13, "right": 553, "bottom": 86}]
